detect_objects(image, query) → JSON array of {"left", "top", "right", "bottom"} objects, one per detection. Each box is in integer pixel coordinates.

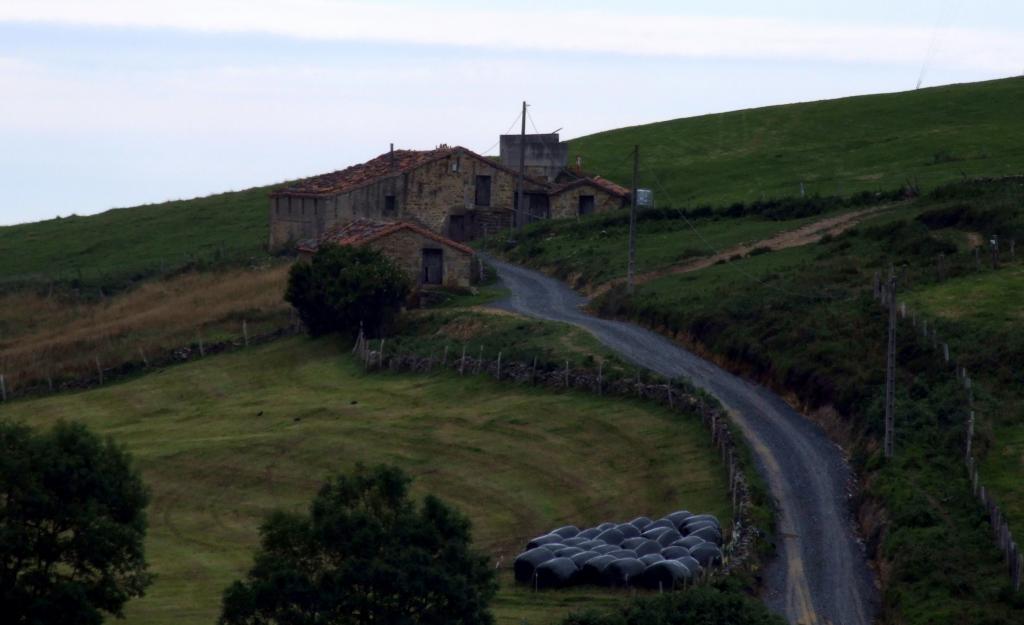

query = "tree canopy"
[
  {"left": 220, "top": 464, "right": 496, "bottom": 625},
  {"left": 285, "top": 244, "right": 411, "bottom": 337},
  {"left": 0, "top": 420, "right": 152, "bottom": 625}
]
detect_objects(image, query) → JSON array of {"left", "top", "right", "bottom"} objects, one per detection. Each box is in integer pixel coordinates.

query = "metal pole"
[
  {"left": 516, "top": 101, "right": 527, "bottom": 231},
  {"left": 627, "top": 145, "right": 639, "bottom": 293}
]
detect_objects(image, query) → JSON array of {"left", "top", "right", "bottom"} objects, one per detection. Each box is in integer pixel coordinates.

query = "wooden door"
[{"left": 422, "top": 249, "right": 443, "bottom": 285}]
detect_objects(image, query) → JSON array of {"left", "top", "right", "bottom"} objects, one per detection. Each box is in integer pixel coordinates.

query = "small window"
[
  {"left": 451, "top": 158, "right": 460, "bottom": 173},
  {"left": 384, "top": 195, "right": 396, "bottom": 214},
  {"left": 475, "top": 175, "right": 491, "bottom": 206}
]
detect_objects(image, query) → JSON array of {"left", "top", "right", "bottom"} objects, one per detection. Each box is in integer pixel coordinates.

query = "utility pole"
[
  {"left": 884, "top": 265, "right": 897, "bottom": 459},
  {"left": 627, "top": 144, "right": 639, "bottom": 293},
  {"left": 516, "top": 101, "right": 527, "bottom": 232}
]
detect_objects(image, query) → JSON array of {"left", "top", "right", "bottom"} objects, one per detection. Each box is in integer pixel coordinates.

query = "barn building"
[
  {"left": 268, "top": 134, "right": 630, "bottom": 251},
  {"left": 297, "top": 219, "right": 476, "bottom": 288}
]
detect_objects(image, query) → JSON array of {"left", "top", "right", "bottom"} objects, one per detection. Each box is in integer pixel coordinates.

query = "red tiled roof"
[
  {"left": 297, "top": 219, "right": 475, "bottom": 256},
  {"left": 273, "top": 145, "right": 547, "bottom": 198},
  {"left": 550, "top": 176, "right": 631, "bottom": 199}
]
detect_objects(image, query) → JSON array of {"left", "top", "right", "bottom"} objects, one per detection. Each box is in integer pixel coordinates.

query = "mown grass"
[
  {"left": 570, "top": 77, "right": 1024, "bottom": 206},
  {"left": 0, "top": 337, "right": 732, "bottom": 625},
  {"left": 500, "top": 177, "right": 1024, "bottom": 623},
  {"left": 0, "top": 185, "right": 274, "bottom": 292}
]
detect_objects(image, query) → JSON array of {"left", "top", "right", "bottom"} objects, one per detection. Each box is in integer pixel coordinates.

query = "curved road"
[{"left": 486, "top": 257, "right": 877, "bottom": 625}]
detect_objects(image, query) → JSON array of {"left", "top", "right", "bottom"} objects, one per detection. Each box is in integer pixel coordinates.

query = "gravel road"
[{"left": 486, "top": 256, "right": 878, "bottom": 625}]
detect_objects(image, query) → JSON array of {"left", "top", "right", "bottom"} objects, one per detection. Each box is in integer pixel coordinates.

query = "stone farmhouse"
[
  {"left": 268, "top": 134, "right": 630, "bottom": 251},
  {"left": 297, "top": 219, "right": 475, "bottom": 288}
]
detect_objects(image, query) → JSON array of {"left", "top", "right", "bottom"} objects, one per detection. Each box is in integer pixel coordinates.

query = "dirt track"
[
  {"left": 591, "top": 204, "right": 895, "bottom": 296},
  {"left": 486, "top": 255, "right": 878, "bottom": 625}
]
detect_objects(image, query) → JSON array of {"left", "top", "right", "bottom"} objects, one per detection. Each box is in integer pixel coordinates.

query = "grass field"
[
  {"left": 0, "top": 337, "right": 731, "bottom": 625},
  {"left": 570, "top": 77, "right": 1024, "bottom": 206},
  {"left": 0, "top": 184, "right": 273, "bottom": 291}
]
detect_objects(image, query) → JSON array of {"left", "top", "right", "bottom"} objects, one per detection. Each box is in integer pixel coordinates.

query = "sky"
[{"left": 1, "top": 0, "right": 1023, "bottom": 226}]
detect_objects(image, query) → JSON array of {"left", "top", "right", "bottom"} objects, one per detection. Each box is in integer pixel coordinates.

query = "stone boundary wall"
[
  {"left": 353, "top": 333, "right": 761, "bottom": 577},
  {"left": 874, "top": 273, "right": 1023, "bottom": 592}
]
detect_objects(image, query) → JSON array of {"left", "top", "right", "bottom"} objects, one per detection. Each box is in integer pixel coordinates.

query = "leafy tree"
[
  {"left": 562, "top": 587, "right": 786, "bottom": 625},
  {"left": 285, "top": 245, "right": 411, "bottom": 337},
  {"left": 220, "top": 464, "right": 496, "bottom": 625},
  {"left": 0, "top": 421, "right": 152, "bottom": 625}
]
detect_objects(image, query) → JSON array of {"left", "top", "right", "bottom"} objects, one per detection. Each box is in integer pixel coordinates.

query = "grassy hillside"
[
  {"left": 570, "top": 77, "right": 1024, "bottom": 206},
  {"left": 0, "top": 185, "right": 273, "bottom": 291},
  {"left": 0, "top": 337, "right": 731, "bottom": 625},
  {"left": 4, "top": 78, "right": 1022, "bottom": 293},
  {"left": 496, "top": 177, "right": 1024, "bottom": 623}
]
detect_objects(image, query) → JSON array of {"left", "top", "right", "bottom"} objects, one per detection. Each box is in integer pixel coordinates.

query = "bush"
[
  {"left": 562, "top": 587, "right": 786, "bottom": 625},
  {"left": 220, "top": 464, "right": 496, "bottom": 625},
  {"left": 285, "top": 245, "right": 410, "bottom": 337}
]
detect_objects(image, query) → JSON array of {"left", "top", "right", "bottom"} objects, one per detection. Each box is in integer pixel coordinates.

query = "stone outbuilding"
[
  {"left": 268, "top": 135, "right": 631, "bottom": 251},
  {"left": 297, "top": 219, "right": 476, "bottom": 288}
]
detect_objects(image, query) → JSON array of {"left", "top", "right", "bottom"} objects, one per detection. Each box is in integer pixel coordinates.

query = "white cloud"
[{"left": 2, "top": 1, "right": 1023, "bottom": 74}]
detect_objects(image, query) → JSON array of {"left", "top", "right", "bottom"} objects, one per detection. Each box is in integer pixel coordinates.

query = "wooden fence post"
[
  {"left": 496, "top": 351, "right": 502, "bottom": 381},
  {"left": 943, "top": 343, "right": 949, "bottom": 363},
  {"left": 243, "top": 320, "right": 249, "bottom": 347},
  {"left": 197, "top": 330, "right": 205, "bottom": 358},
  {"left": 531, "top": 356, "right": 537, "bottom": 385},
  {"left": 966, "top": 410, "right": 975, "bottom": 461},
  {"left": 597, "top": 361, "right": 603, "bottom": 396},
  {"left": 0, "top": 374, "right": 6, "bottom": 402},
  {"left": 442, "top": 345, "right": 449, "bottom": 368},
  {"left": 564, "top": 360, "right": 570, "bottom": 389},
  {"left": 95, "top": 356, "right": 103, "bottom": 385},
  {"left": 460, "top": 345, "right": 467, "bottom": 375},
  {"left": 379, "top": 339, "right": 385, "bottom": 369},
  {"left": 476, "top": 345, "right": 483, "bottom": 374},
  {"left": 668, "top": 379, "right": 674, "bottom": 409}
]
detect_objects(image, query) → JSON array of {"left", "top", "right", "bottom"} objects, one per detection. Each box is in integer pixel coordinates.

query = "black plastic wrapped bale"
[
  {"left": 689, "top": 525, "right": 723, "bottom": 545},
  {"left": 656, "top": 529, "right": 683, "bottom": 547},
  {"left": 621, "top": 537, "right": 646, "bottom": 550},
  {"left": 578, "top": 539, "right": 606, "bottom": 550},
  {"left": 595, "top": 528, "right": 625, "bottom": 545},
  {"left": 681, "top": 515, "right": 719, "bottom": 532},
  {"left": 607, "top": 548, "right": 638, "bottom": 559},
  {"left": 682, "top": 520, "right": 719, "bottom": 536},
  {"left": 591, "top": 544, "right": 619, "bottom": 554},
  {"left": 615, "top": 523, "right": 640, "bottom": 538},
  {"left": 578, "top": 554, "right": 616, "bottom": 585},
  {"left": 535, "top": 557, "right": 579, "bottom": 589},
  {"left": 673, "top": 536, "right": 705, "bottom": 549},
  {"left": 571, "top": 550, "right": 601, "bottom": 568},
  {"left": 596, "top": 522, "right": 616, "bottom": 531},
  {"left": 666, "top": 510, "right": 693, "bottom": 529},
  {"left": 577, "top": 527, "right": 601, "bottom": 539},
  {"left": 602, "top": 558, "right": 646, "bottom": 588},
  {"left": 661, "top": 545, "right": 690, "bottom": 559},
  {"left": 527, "top": 534, "right": 565, "bottom": 550},
  {"left": 690, "top": 543, "right": 723, "bottom": 567},
  {"left": 552, "top": 525, "right": 581, "bottom": 539},
  {"left": 648, "top": 518, "right": 675, "bottom": 531},
  {"left": 634, "top": 540, "right": 663, "bottom": 556},
  {"left": 514, "top": 547, "right": 554, "bottom": 583},
  {"left": 554, "top": 546, "right": 584, "bottom": 558},
  {"left": 641, "top": 560, "right": 691, "bottom": 590},
  {"left": 629, "top": 516, "right": 653, "bottom": 530},
  {"left": 641, "top": 526, "right": 672, "bottom": 541},
  {"left": 639, "top": 553, "right": 664, "bottom": 566},
  {"left": 675, "top": 555, "right": 702, "bottom": 576},
  {"left": 562, "top": 536, "right": 587, "bottom": 547}
]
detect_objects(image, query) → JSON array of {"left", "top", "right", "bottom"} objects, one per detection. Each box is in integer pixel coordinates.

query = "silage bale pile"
[{"left": 514, "top": 511, "right": 724, "bottom": 591}]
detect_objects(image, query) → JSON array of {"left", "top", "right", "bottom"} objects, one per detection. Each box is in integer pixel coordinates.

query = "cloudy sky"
[{"left": 2, "top": 0, "right": 1022, "bottom": 225}]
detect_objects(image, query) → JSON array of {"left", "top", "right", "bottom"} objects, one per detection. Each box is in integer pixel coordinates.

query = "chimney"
[
  {"left": 389, "top": 143, "right": 395, "bottom": 170},
  {"left": 575, "top": 155, "right": 583, "bottom": 173}
]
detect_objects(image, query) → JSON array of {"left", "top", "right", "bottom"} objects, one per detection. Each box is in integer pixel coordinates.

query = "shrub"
[
  {"left": 562, "top": 587, "right": 786, "bottom": 625},
  {"left": 285, "top": 245, "right": 410, "bottom": 338}
]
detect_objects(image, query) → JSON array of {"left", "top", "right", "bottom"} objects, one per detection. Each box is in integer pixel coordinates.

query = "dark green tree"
[
  {"left": 0, "top": 421, "right": 152, "bottom": 625},
  {"left": 220, "top": 464, "right": 496, "bottom": 625},
  {"left": 285, "top": 245, "right": 411, "bottom": 337}
]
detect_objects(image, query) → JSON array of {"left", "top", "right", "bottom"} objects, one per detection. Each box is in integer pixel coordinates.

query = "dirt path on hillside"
[{"left": 589, "top": 204, "right": 897, "bottom": 296}]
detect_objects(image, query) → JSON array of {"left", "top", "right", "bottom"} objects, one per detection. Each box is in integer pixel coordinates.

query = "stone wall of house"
[
  {"left": 268, "top": 149, "right": 542, "bottom": 250},
  {"left": 550, "top": 184, "right": 628, "bottom": 220},
  {"left": 367, "top": 229, "right": 473, "bottom": 288}
]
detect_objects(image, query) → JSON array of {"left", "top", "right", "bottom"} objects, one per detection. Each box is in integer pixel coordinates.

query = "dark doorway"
[
  {"left": 578, "top": 195, "right": 595, "bottom": 216},
  {"left": 422, "top": 249, "right": 443, "bottom": 285},
  {"left": 449, "top": 215, "right": 466, "bottom": 241},
  {"left": 475, "top": 175, "right": 492, "bottom": 206},
  {"left": 513, "top": 192, "right": 551, "bottom": 224}
]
